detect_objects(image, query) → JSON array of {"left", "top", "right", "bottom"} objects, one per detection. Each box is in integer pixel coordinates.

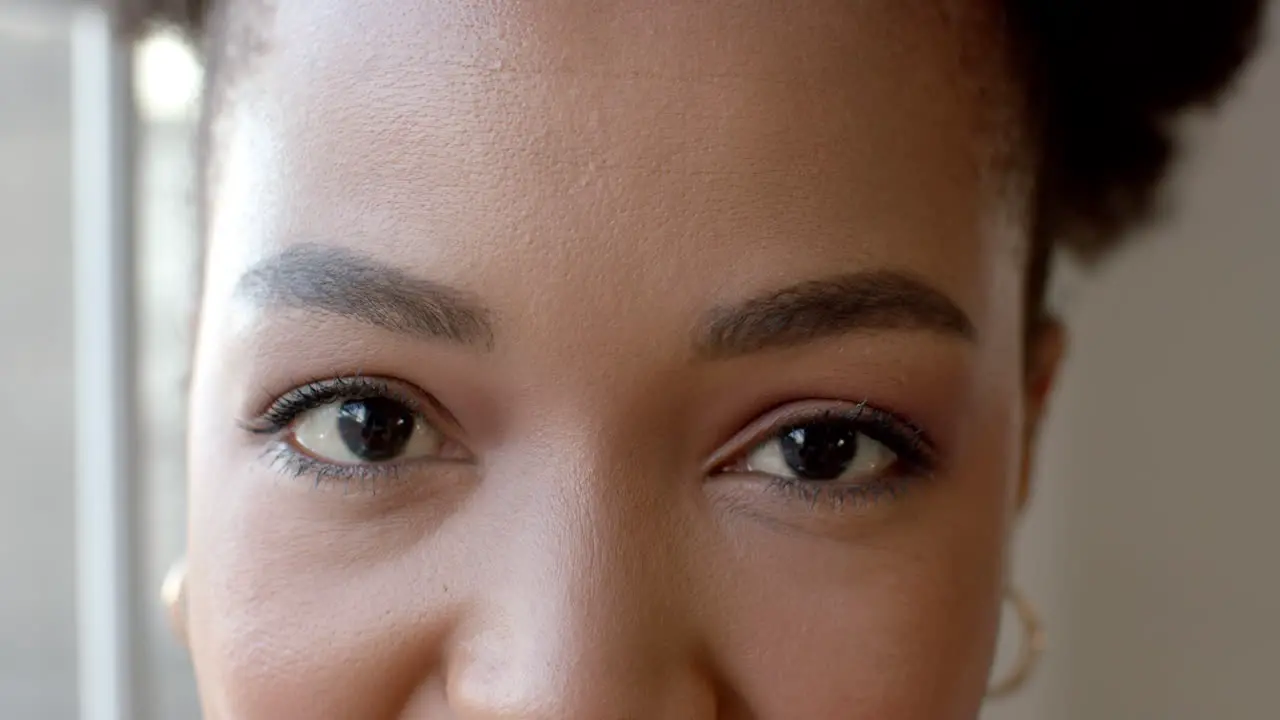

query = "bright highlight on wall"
[{"left": 134, "top": 30, "right": 202, "bottom": 123}]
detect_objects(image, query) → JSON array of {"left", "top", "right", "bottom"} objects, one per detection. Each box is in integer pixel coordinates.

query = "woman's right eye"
[
  {"left": 244, "top": 377, "right": 474, "bottom": 486},
  {"left": 290, "top": 397, "right": 446, "bottom": 465}
]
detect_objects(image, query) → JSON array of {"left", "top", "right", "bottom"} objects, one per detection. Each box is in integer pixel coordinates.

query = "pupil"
[
  {"left": 779, "top": 420, "right": 860, "bottom": 481},
  {"left": 336, "top": 398, "right": 415, "bottom": 462}
]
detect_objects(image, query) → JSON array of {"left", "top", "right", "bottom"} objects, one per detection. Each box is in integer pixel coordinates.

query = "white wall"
[
  {"left": 0, "top": 5, "right": 79, "bottom": 718},
  {"left": 988, "top": 5, "right": 1280, "bottom": 719}
]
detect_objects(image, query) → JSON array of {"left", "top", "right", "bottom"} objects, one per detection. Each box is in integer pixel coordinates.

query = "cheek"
[
  {"left": 184, "top": 359, "right": 461, "bottom": 718},
  {"left": 709, "top": 406, "right": 1015, "bottom": 717},
  {"left": 719, "top": 569, "right": 1003, "bottom": 718},
  {"left": 185, "top": 481, "right": 466, "bottom": 719}
]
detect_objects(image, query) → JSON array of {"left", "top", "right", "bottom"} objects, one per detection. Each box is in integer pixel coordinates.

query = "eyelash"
[
  {"left": 715, "top": 402, "right": 937, "bottom": 511},
  {"left": 243, "top": 377, "right": 937, "bottom": 507},
  {"left": 243, "top": 376, "right": 406, "bottom": 434},
  {"left": 260, "top": 444, "right": 411, "bottom": 493}
]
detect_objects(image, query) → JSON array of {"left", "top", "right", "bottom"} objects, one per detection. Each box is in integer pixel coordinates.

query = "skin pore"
[{"left": 186, "top": 0, "right": 1061, "bottom": 717}]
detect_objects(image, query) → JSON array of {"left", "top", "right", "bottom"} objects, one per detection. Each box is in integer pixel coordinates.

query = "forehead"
[
  {"left": 212, "top": 0, "right": 1017, "bottom": 175},
  {"left": 204, "top": 0, "right": 1024, "bottom": 334}
]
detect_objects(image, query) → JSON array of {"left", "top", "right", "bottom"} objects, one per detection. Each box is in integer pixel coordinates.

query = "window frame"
[{"left": 71, "top": 4, "right": 144, "bottom": 720}]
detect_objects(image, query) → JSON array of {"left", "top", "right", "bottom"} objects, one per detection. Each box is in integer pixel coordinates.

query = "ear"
[
  {"left": 1018, "top": 319, "right": 1066, "bottom": 512},
  {"left": 162, "top": 559, "right": 189, "bottom": 648}
]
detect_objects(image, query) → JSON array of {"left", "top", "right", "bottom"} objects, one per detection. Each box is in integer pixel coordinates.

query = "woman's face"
[{"left": 187, "top": 1, "right": 1048, "bottom": 717}]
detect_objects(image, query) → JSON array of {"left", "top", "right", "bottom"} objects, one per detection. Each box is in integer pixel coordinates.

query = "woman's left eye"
[
  {"left": 739, "top": 417, "right": 900, "bottom": 483},
  {"left": 713, "top": 403, "right": 935, "bottom": 506}
]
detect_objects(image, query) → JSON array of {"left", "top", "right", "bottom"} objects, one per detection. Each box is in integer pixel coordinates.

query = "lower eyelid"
[
  {"left": 771, "top": 475, "right": 915, "bottom": 510},
  {"left": 262, "top": 440, "right": 433, "bottom": 491},
  {"left": 707, "top": 473, "right": 921, "bottom": 532}
]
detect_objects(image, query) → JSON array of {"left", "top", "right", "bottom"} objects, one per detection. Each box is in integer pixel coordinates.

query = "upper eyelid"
[
  {"left": 240, "top": 376, "right": 440, "bottom": 433},
  {"left": 703, "top": 400, "right": 935, "bottom": 473},
  {"left": 242, "top": 374, "right": 382, "bottom": 419}
]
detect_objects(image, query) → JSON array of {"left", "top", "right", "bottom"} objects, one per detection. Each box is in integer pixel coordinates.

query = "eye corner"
[{"left": 236, "top": 415, "right": 285, "bottom": 436}]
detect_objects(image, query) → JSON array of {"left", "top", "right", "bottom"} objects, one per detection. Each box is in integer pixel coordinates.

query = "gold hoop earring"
[
  {"left": 986, "top": 585, "right": 1046, "bottom": 699},
  {"left": 161, "top": 559, "right": 188, "bottom": 647}
]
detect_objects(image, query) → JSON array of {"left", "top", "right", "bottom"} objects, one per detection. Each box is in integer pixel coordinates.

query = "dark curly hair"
[{"left": 115, "top": 0, "right": 1268, "bottom": 318}]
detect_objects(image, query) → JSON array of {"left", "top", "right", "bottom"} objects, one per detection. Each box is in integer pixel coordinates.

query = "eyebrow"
[
  {"left": 234, "top": 244, "right": 495, "bottom": 348},
  {"left": 695, "top": 271, "right": 975, "bottom": 359},
  {"left": 235, "top": 247, "right": 970, "bottom": 356}
]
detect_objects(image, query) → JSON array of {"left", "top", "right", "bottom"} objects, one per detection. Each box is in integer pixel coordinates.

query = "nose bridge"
[{"left": 445, "top": 446, "right": 713, "bottom": 719}]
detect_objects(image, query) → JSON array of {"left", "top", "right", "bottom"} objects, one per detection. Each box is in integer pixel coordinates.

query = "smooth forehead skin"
[{"left": 188, "top": 1, "right": 1032, "bottom": 718}]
